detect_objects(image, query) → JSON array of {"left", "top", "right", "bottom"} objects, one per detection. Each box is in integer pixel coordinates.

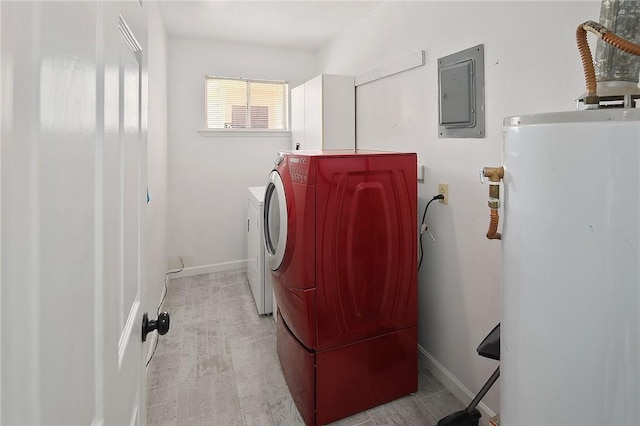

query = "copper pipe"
[
  {"left": 577, "top": 20, "right": 640, "bottom": 105},
  {"left": 576, "top": 25, "right": 598, "bottom": 99},
  {"left": 602, "top": 32, "right": 640, "bottom": 56},
  {"left": 483, "top": 167, "right": 504, "bottom": 183},
  {"left": 486, "top": 209, "right": 501, "bottom": 240},
  {"left": 482, "top": 167, "right": 504, "bottom": 241}
]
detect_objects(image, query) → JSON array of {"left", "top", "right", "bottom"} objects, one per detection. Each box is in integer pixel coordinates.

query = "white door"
[{"left": 1, "top": 2, "right": 149, "bottom": 424}]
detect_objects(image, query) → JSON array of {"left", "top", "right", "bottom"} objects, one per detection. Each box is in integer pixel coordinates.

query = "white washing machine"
[{"left": 247, "top": 186, "right": 274, "bottom": 315}]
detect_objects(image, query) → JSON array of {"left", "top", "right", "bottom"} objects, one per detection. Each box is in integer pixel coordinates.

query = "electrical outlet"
[
  {"left": 417, "top": 161, "right": 425, "bottom": 181},
  {"left": 438, "top": 183, "right": 449, "bottom": 204}
]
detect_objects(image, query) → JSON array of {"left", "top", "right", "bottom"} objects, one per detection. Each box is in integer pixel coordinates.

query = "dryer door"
[{"left": 264, "top": 170, "right": 288, "bottom": 270}]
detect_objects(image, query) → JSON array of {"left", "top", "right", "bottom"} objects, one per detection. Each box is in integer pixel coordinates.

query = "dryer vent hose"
[{"left": 577, "top": 20, "right": 640, "bottom": 105}]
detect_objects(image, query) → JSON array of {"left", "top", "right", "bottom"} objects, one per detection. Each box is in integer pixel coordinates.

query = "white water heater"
[{"left": 501, "top": 109, "right": 640, "bottom": 425}]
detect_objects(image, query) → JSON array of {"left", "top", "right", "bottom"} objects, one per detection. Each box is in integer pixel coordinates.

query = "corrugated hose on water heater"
[
  {"left": 481, "top": 167, "right": 504, "bottom": 240},
  {"left": 577, "top": 20, "right": 640, "bottom": 108},
  {"left": 481, "top": 20, "right": 640, "bottom": 240}
]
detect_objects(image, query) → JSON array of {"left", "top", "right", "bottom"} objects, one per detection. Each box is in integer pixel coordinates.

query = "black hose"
[{"left": 418, "top": 195, "right": 443, "bottom": 270}]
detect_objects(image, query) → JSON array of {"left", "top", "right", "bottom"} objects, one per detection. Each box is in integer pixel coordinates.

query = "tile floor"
[{"left": 146, "top": 269, "right": 465, "bottom": 425}]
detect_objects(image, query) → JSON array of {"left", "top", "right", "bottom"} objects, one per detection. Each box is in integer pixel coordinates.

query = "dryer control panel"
[{"left": 288, "top": 156, "right": 310, "bottom": 184}]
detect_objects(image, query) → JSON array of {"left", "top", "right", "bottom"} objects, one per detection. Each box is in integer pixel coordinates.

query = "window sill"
[{"left": 198, "top": 129, "right": 292, "bottom": 138}]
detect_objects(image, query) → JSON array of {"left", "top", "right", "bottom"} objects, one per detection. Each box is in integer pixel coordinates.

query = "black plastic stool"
[{"left": 437, "top": 324, "right": 500, "bottom": 426}]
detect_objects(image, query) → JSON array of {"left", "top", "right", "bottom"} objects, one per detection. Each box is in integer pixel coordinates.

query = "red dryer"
[{"left": 263, "top": 150, "right": 417, "bottom": 425}]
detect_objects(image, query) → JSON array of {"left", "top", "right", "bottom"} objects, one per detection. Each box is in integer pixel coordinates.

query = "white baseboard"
[
  {"left": 168, "top": 259, "right": 248, "bottom": 279},
  {"left": 418, "top": 345, "right": 496, "bottom": 424}
]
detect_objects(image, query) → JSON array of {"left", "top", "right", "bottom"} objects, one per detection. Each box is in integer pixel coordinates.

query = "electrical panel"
[{"left": 438, "top": 44, "right": 485, "bottom": 138}]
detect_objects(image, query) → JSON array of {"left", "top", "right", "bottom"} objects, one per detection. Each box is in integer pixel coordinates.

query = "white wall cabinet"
[{"left": 291, "top": 74, "right": 355, "bottom": 151}]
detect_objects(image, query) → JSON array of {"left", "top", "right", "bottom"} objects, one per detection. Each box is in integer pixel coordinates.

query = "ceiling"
[{"left": 157, "top": 1, "right": 382, "bottom": 50}]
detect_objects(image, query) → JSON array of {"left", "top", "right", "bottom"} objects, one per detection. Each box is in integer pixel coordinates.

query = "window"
[{"left": 205, "top": 76, "right": 288, "bottom": 130}]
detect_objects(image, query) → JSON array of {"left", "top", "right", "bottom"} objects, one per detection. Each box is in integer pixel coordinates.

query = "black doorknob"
[{"left": 141, "top": 311, "right": 170, "bottom": 342}]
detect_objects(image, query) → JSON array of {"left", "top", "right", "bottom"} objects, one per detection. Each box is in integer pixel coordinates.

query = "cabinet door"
[
  {"left": 294, "top": 74, "right": 355, "bottom": 151},
  {"left": 304, "top": 75, "right": 324, "bottom": 150},
  {"left": 322, "top": 74, "right": 355, "bottom": 150},
  {"left": 291, "top": 85, "right": 305, "bottom": 150}
]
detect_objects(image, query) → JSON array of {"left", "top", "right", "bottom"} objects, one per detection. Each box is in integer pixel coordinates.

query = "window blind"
[{"left": 205, "top": 77, "right": 288, "bottom": 130}]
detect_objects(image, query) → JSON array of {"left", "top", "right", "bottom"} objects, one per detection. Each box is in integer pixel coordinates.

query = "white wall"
[
  {"left": 146, "top": 3, "right": 169, "bottom": 321},
  {"left": 167, "top": 37, "right": 317, "bottom": 270},
  {"left": 319, "top": 0, "right": 599, "bottom": 416}
]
